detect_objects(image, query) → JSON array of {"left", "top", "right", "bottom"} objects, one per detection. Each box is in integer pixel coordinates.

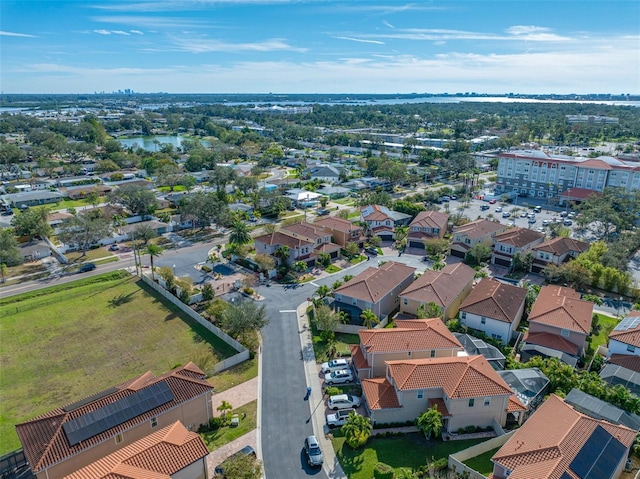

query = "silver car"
[
  {"left": 304, "top": 435, "right": 323, "bottom": 467},
  {"left": 324, "top": 369, "right": 354, "bottom": 385},
  {"left": 327, "top": 394, "right": 361, "bottom": 410}
]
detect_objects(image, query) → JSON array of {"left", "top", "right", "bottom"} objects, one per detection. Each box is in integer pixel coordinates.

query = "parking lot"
[{"left": 439, "top": 197, "right": 579, "bottom": 235}]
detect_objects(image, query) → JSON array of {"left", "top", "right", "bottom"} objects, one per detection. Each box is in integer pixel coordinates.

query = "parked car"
[
  {"left": 489, "top": 199, "right": 497, "bottom": 204},
  {"left": 563, "top": 219, "right": 573, "bottom": 226},
  {"left": 480, "top": 204, "right": 490, "bottom": 211},
  {"left": 365, "top": 246, "right": 379, "bottom": 256},
  {"left": 78, "top": 263, "right": 96, "bottom": 273},
  {"left": 560, "top": 211, "right": 568, "bottom": 217},
  {"left": 528, "top": 217, "right": 536, "bottom": 224},
  {"left": 502, "top": 211, "right": 511, "bottom": 218},
  {"left": 325, "top": 369, "right": 354, "bottom": 385},
  {"left": 568, "top": 212, "right": 576, "bottom": 219},
  {"left": 520, "top": 211, "right": 528, "bottom": 218},
  {"left": 321, "top": 358, "right": 350, "bottom": 374},
  {"left": 317, "top": 208, "right": 330, "bottom": 216},
  {"left": 304, "top": 436, "right": 323, "bottom": 467},
  {"left": 542, "top": 220, "right": 550, "bottom": 226},
  {"left": 108, "top": 244, "right": 120, "bottom": 251},
  {"left": 507, "top": 222, "right": 515, "bottom": 227},
  {"left": 449, "top": 195, "right": 458, "bottom": 200},
  {"left": 326, "top": 409, "right": 359, "bottom": 429},
  {"left": 533, "top": 205, "right": 542, "bottom": 213},
  {"left": 1, "top": 208, "right": 13, "bottom": 216},
  {"left": 214, "top": 445, "right": 256, "bottom": 476},
  {"left": 495, "top": 207, "right": 503, "bottom": 213},
  {"left": 327, "top": 394, "right": 361, "bottom": 410}
]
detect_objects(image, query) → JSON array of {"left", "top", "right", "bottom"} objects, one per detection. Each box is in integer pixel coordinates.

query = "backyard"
[
  {"left": 0, "top": 271, "right": 239, "bottom": 454},
  {"left": 331, "top": 431, "right": 489, "bottom": 479}
]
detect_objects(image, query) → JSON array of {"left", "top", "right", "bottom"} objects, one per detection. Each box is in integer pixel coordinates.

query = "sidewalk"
[{"left": 296, "top": 300, "right": 348, "bottom": 479}]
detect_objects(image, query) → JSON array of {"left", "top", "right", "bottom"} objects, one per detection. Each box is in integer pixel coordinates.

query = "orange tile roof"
[
  {"left": 334, "top": 261, "right": 416, "bottom": 303},
  {"left": 460, "top": 278, "right": 527, "bottom": 324},
  {"left": 282, "top": 221, "right": 325, "bottom": 240},
  {"left": 314, "top": 216, "right": 362, "bottom": 233},
  {"left": 361, "top": 378, "right": 402, "bottom": 410},
  {"left": 408, "top": 210, "right": 449, "bottom": 231},
  {"left": 254, "top": 230, "right": 313, "bottom": 248},
  {"left": 398, "top": 263, "right": 475, "bottom": 307},
  {"left": 350, "top": 344, "right": 370, "bottom": 370},
  {"left": 492, "top": 394, "right": 636, "bottom": 479},
  {"left": 428, "top": 398, "right": 451, "bottom": 417},
  {"left": 63, "top": 422, "right": 209, "bottom": 479},
  {"left": 524, "top": 331, "right": 580, "bottom": 355},
  {"left": 532, "top": 237, "right": 589, "bottom": 256},
  {"left": 609, "top": 320, "right": 640, "bottom": 348},
  {"left": 358, "top": 318, "right": 462, "bottom": 353},
  {"left": 361, "top": 204, "right": 393, "bottom": 221},
  {"left": 386, "top": 356, "right": 513, "bottom": 398},
  {"left": 508, "top": 395, "right": 528, "bottom": 412},
  {"left": 16, "top": 363, "right": 212, "bottom": 474},
  {"left": 493, "top": 227, "right": 545, "bottom": 248},
  {"left": 452, "top": 219, "right": 506, "bottom": 240},
  {"left": 607, "top": 354, "right": 640, "bottom": 374},
  {"left": 528, "top": 285, "right": 593, "bottom": 334}
]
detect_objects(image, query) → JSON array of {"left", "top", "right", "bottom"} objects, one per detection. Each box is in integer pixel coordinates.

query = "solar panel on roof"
[
  {"left": 62, "top": 387, "right": 120, "bottom": 412},
  {"left": 615, "top": 316, "right": 640, "bottom": 331},
  {"left": 570, "top": 425, "right": 627, "bottom": 479},
  {"left": 63, "top": 382, "right": 174, "bottom": 446}
]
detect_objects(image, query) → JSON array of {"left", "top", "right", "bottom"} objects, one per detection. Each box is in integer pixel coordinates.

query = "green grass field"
[
  {"left": 462, "top": 446, "right": 500, "bottom": 475},
  {"left": 200, "top": 400, "right": 258, "bottom": 450},
  {"left": 0, "top": 271, "right": 239, "bottom": 454}
]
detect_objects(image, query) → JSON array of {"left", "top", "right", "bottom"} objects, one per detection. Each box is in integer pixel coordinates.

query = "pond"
[{"left": 119, "top": 135, "right": 210, "bottom": 151}]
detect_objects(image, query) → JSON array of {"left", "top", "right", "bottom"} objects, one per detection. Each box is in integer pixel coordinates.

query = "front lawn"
[
  {"left": 209, "top": 358, "right": 258, "bottom": 392},
  {"left": 200, "top": 400, "right": 258, "bottom": 450},
  {"left": 349, "top": 255, "right": 367, "bottom": 265},
  {"left": 308, "top": 307, "right": 359, "bottom": 361},
  {"left": 0, "top": 272, "right": 238, "bottom": 454},
  {"left": 591, "top": 313, "right": 619, "bottom": 352},
  {"left": 325, "top": 264, "right": 342, "bottom": 274},
  {"left": 331, "top": 432, "right": 489, "bottom": 479},
  {"left": 65, "top": 248, "right": 116, "bottom": 263}
]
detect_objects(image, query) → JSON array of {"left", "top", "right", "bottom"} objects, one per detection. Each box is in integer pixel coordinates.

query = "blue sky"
[{"left": 1, "top": 0, "right": 638, "bottom": 94}]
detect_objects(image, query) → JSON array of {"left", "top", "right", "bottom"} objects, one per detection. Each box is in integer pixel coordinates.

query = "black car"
[
  {"left": 78, "top": 263, "right": 96, "bottom": 273},
  {"left": 317, "top": 208, "right": 330, "bottom": 216},
  {"left": 214, "top": 445, "right": 256, "bottom": 476},
  {"left": 1, "top": 208, "right": 13, "bottom": 216},
  {"left": 365, "top": 246, "right": 378, "bottom": 256},
  {"left": 480, "top": 204, "right": 490, "bottom": 211}
]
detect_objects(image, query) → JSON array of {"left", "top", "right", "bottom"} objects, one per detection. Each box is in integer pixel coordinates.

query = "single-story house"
[{"left": 1, "top": 190, "right": 63, "bottom": 207}]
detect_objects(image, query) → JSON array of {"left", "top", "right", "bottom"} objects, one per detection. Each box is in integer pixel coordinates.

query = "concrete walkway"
[{"left": 206, "top": 377, "right": 260, "bottom": 477}]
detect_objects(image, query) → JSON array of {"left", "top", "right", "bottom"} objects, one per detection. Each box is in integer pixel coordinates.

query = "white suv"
[
  {"left": 326, "top": 409, "right": 359, "bottom": 429},
  {"left": 325, "top": 369, "right": 354, "bottom": 385},
  {"left": 321, "top": 358, "right": 349, "bottom": 374},
  {"left": 327, "top": 394, "right": 361, "bottom": 410}
]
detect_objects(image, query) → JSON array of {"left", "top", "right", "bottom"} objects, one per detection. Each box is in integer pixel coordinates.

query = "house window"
[
  {"left": 628, "top": 345, "right": 636, "bottom": 353},
  {"left": 417, "top": 390, "right": 424, "bottom": 399},
  {"left": 335, "top": 294, "right": 342, "bottom": 301},
  {"left": 403, "top": 298, "right": 408, "bottom": 305},
  {"left": 352, "top": 298, "right": 357, "bottom": 306},
  {"left": 560, "top": 329, "right": 570, "bottom": 337},
  {"left": 481, "top": 317, "right": 486, "bottom": 325},
  {"left": 484, "top": 398, "right": 491, "bottom": 407},
  {"left": 151, "top": 417, "right": 158, "bottom": 428},
  {"left": 407, "top": 351, "right": 412, "bottom": 357},
  {"left": 468, "top": 398, "right": 475, "bottom": 407},
  {"left": 430, "top": 350, "right": 436, "bottom": 358},
  {"left": 115, "top": 433, "right": 123, "bottom": 444},
  {"left": 461, "top": 312, "right": 466, "bottom": 320}
]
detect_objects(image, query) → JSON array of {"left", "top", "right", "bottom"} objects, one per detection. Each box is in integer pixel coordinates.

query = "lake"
[{"left": 118, "top": 135, "right": 210, "bottom": 151}]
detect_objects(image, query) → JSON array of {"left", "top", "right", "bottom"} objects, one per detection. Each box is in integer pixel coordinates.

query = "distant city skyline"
[{"left": 1, "top": 0, "right": 639, "bottom": 95}]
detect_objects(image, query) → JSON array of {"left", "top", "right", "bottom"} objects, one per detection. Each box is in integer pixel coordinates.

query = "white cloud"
[
  {"left": 507, "top": 25, "right": 550, "bottom": 35},
  {"left": 382, "top": 20, "right": 395, "bottom": 29},
  {"left": 334, "top": 36, "right": 385, "bottom": 45},
  {"left": 112, "top": 30, "right": 131, "bottom": 35},
  {"left": 92, "top": 15, "right": 208, "bottom": 29},
  {"left": 130, "top": 30, "right": 144, "bottom": 35},
  {"left": 94, "top": 29, "right": 112, "bottom": 35},
  {"left": 0, "top": 30, "right": 37, "bottom": 38},
  {"left": 170, "top": 37, "right": 307, "bottom": 53}
]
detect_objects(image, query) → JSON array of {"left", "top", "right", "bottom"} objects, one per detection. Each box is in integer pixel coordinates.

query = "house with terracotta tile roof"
[
  {"left": 15, "top": 363, "right": 213, "bottom": 479},
  {"left": 607, "top": 313, "right": 640, "bottom": 358},
  {"left": 360, "top": 204, "right": 412, "bottom": 242},
  {"left": 253, "top": 221, "right": 341, "bottom": 266},
  {"left": 406, "top": 210, "right": 449, "bottom": 248},
  {"left": 530, "top": 236, "right": 589, "bottom": 273},
  {"left": 490, "top": 394, "right": 636, "bottom": 479},
  {"left": 450, "top": 219, "right": 507, "bottom": 258},
  {"left": 313, "top": 216, "right": 364, "bottom": 249},
  {"left": 522, "top": 285, "right": 594, "bottom": 364},
  {"left": 361, "top": 355, "right": 524, "bottom": 429},
  {"left": 491, "top": 227, "right": 545, "bottom": 268},
  {"left": 349, "top": 318, "right": 463, "bottom": 379},
  {"left": 63, "top": 421, "right": 209, "bottom": 479},
  {"left": 398, "top": 263, "right": 475, "bottom": 319},
  {"left": 459, "top": 278, "right": 528, "bottom": 345},
  {"left": 333, "top": 261, "right": 416, "bottom": 321}
]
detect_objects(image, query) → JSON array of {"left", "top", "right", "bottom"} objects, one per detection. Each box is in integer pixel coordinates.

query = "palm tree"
[
  {"left": 315, "top": 285, "right": 331, "bottom": 299},
  {"left": 274, "top": 245, "right": 290, "bottom": 265},
  {"left": 342, "top": 413, "right": 373, "bottom": 449},
  {"left": 416, "top": 405, "right": 443, "bottom": 439},
  {"left": 217, "top": 400, "right": 233, "bottom": 422},
  {"left": 360, "top": 309, "right": 380, "bottom": 329},
  {"left": 145, "top": 243, "right": 163, "bottom": 280},
  {"left": 229, "top": 220, "right": 251, "bottom": 246}
]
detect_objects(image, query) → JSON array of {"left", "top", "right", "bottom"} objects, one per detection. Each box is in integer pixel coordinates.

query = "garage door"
[
  {"left": 378, "top": 234, "right": 393, "bottom": 242},
  {"left": 494, "top": 258, "right": 511, "bottom": 267},
  {"left": 409, "top": 241, "right": 424, "bottom": 249},
  {"left": 451, "top": 249, "right": 465, "bottom": 258}
]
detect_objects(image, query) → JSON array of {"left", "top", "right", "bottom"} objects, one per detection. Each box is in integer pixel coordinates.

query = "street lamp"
[{"left": 173, "top": 264, "right": 176, "bottom": 276}]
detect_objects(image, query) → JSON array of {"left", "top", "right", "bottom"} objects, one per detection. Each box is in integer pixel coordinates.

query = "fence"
[
  {"left": 140, "top": 274, "right": 250, "bottom": 374},
  {"left": 448, "top": 430, "right": 515, "bottom": 479}
]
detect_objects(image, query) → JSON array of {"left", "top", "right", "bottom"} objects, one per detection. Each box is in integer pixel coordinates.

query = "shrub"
[
  {"left": 373, "top": 462, "right": 395, "bottom": 479},
  {"left": 465, "top": 425, "right": 476, "bottom": 433},
  {"left": 202, "top": 283, "right": 214, "bottom": 301},
  {"left": 179, "top": 288, "right": 190, "bottom": 304},
  {"left": 243, "top": 287, "right": 254, "bottom": 296},
  {"left": 324, "top": 386, "right": 341, "bottom": 397},
  {"left": 427, "top": 457, "right": 448, "bottom": 472}
]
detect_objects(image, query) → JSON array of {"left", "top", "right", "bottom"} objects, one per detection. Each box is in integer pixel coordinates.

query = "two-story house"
[
  {"left": 63, "top": 421, "right": 210, "bottom": 479},
  {"left": 530, "top": 236, "right": 589, "bottom": 273},
  {"left": 398, "top": 263, "right": 475, "bottom": 319},
  {"left": 15, "top": 363, "right": 213, "bottom": 479},
  {"left": 522, "top": 285, "right": 594, "bottom": 366},
  {"left": 459, "top": 278, "right": 528, "bottom": 345},
  {"left": 607, "top": 312, "right": 640, "bottom": 358},
  {"left": 406, "top": 210, "right": 450, "bottom": 249},
  {"left": 314, "top": 216, "right": 365, "bottom": 249},
  {"left": 361, "top": 355, "right": 523, "bottom": 430},
  {"left": 450, "top": 219, "right": 507, "bottom": 258},
  {"left": 360, "top": 204, "right": 412, "bottom": 242},
  {"left": 349, "top": 318, "right": 463, "bottom": 380},
  {"left": 491, "top": 227, "right": 546, "bottom": 268},
  {"left": 491, "top": 394, "right": 636, "bottom": 479},
  {"left": 333, "top": 261, "right": 416, "bottom": 322},
  {"left": 253, "top": 221, "right": 341, "bottom": 265}
]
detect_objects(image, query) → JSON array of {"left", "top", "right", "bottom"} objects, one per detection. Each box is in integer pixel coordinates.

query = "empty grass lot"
[
  {"left": 331, "top": 432, "right": 488, "bottom": 479},
  {"left": 0, "top": 271, "right": 238, "bottom": 454}
]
